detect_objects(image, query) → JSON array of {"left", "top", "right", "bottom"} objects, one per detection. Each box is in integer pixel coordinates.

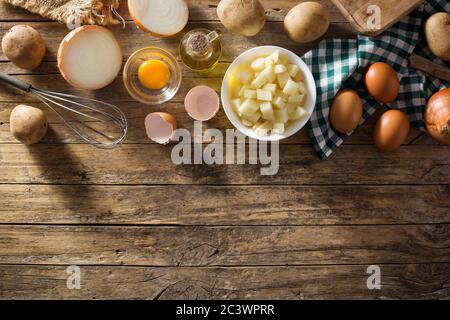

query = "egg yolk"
[{"left": 138, "top": 59, "right": 170, "bottom": 90}]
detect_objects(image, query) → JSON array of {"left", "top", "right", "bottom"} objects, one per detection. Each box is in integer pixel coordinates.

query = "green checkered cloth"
[{"left": 303, "top": 0, "right": 449, "bottom": 160}]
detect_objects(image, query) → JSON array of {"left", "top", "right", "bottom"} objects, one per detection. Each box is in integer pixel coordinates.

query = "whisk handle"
[{"left": 0, "top": 73, "right": 32, "bottom": 92}]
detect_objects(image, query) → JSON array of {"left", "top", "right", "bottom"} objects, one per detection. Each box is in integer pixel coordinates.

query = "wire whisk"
[{"left": 0, "top": 73, "right": 127, "bottom": 149}]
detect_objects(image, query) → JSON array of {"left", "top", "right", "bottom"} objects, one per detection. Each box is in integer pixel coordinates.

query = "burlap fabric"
[{"left": 3, "top": 0, "right": 121, "bottom": 25}]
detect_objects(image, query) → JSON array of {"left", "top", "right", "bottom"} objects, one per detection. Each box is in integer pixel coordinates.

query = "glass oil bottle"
[{"left": 179, "top": 28, "right": 222, "bottom": 73}]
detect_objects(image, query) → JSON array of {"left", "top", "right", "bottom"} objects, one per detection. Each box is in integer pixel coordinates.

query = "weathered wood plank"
[
  {"left": 0, "top": 60, "right": 230, "bottom": 77},
  {"left": 0, "top": 144, "right": 449, "bottom": 185},
  {"left": 0, "top": 224, "right": 450, "bottom": 266},
  {"left": 0, "top": 101, "right": 425, "bottom": 145},
  {"left": 0, "top": 73, "right": 223, "bottom": 104},
  {"left": 0, "top": 225, "right": 448, "bottom": 266},
  {"left": 0, "top": 21, "right": 355, "bottom": 62},
  {"left": 0, "top": 185, "right": 448, "bottom": 225},
  {"left": 1, "top": 264, "right": 448, "bottom": 299},
  {"left": 0, "top": 0, "right": 349, "bottom": 23}
]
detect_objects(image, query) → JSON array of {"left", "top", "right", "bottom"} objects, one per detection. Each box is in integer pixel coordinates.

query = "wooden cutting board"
[{"left": 331, "top": 0, "right": 425, "bottom": 36}]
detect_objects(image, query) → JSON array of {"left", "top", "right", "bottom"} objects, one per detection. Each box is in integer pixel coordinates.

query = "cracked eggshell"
[{"left": 145, "top": 112, "right": 178, "bottom": 144}]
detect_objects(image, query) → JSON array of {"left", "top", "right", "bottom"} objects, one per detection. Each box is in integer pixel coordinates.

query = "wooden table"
[{"left": 0, "top": 0, "right": 449, "bottom": 300}]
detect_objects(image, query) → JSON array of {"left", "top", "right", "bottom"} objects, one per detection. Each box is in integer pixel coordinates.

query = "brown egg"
[
  {"left": 330, "top": 89, "right": 363, "bottom": 134},
  {"left": 365, "top": 62, "right": 400, "bottom": 104},
  {"left": 373, "top": 109, "right": 410, "bottom": 151}
]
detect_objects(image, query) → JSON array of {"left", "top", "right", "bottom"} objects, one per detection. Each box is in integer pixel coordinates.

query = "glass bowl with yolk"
[{"left": 123, "top": 47, "right": 182, "bottom": 105}]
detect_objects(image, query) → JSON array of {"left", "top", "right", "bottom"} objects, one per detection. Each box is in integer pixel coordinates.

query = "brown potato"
[
  {"left": 284, "top": 2, "right": 330, "bottom": 43},
  {"left": 217, "top": 0, "right": 266, "bottom": 37},
  {"left": 1, "top": 25, "right": 46, "bottom": 70},
  {"left": 10, "top": 105, "right": 48, "bottom": 144},
  {"left": 424, "top": 12, "right": 450, "bottom": 61}
]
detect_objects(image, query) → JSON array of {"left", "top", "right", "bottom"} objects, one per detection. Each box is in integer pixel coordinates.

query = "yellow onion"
[{"left": 425, "top": 88, "right": 450, "bottom": 145}]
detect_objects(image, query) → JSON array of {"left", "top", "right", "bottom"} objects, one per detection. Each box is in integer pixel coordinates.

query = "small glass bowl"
[{"left": 123, "top": 47, "right": 182, "bottom": 105}]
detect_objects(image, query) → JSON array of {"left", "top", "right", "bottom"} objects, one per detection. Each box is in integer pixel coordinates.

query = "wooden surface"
[
  {"left": 331, "top": 0, "right": 424, "bottom": 36},
  {"left": 409, "top": 54, "right": 450, "bottom": 82},
  {"left": 0, "top": 0, "right": 449, "bottom": 300}
]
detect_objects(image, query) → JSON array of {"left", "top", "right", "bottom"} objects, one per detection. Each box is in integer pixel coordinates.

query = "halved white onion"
[
  {"left": 128, "top": 0, "right": 189, "bottom": 37},
  {"left": 57, "top": 26, "right": 122, "bottom": 91}
]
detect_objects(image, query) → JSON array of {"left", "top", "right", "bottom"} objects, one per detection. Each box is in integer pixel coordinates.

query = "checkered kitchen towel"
[{"left": 302, "top": 0, "right": 450, "bottom": 160}]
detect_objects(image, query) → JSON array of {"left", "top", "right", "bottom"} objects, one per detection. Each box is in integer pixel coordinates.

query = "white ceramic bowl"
[{"left": 221, "top": 46, "right": 316, "bottom": 141}]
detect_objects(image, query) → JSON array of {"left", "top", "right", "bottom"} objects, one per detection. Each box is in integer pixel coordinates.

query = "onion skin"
[{"left": 425, "top": 88, "right": 450, "bottom": 145}]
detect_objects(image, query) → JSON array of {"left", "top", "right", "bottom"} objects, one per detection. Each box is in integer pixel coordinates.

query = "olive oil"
[{"left": 179, "top": 29, "right": 222, "bottom": 72}]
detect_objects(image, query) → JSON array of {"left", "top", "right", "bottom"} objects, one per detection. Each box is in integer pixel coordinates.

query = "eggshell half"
[
  {"left": 145, "top": 112, "right": 177, "bottom": 144},
  {"left": 184, "top": 85, "right": 220, "bottom": 121}
]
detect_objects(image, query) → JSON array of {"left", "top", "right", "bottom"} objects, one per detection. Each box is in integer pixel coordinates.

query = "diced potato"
[
  {"left": 241, "top": 118, "right": 253, "bottom": 127},
  {"left": 269, "top": 50, "right": 280, "bottom": 64},
  {"left": 277, "top": 72, "right": 290, "bottom": 88},
  {"left": 274, "top": 64, "right": 287, "bottom": 74},
  {"left": 261, "top": 66, "right": 276, "bottom": 83},
  {"left": 279, "top": 91, "right": 290, "bottom": 102},
  {"left": 231, "top": 98, "right": 241, "bottom": 113},
  {"left": 273, "top": 122, "right": 285, "bottom": 134},
  {"left": 293, "top": 71, "right": 304, "bottom": 82},
  {"left": 260, "top": 102, "right": 275, "bottom": 120},
  {"left": 252, "top": 120, "right": 264, "bottom": 130},
  {"left": 232, "top": 85, "right": 241, "bottom": 98},
  {"left": 264, "top": 56, "right": 274, "bottom": 68},
  {"left": 287, "top": 103, "right": 297, "bottom": 115},
  {"left": 251, "top": 73, "right": 268, "bottom": 89},
  {"left": 273, "top": 96, "right": 286, "bottom": 109},
  {"left": 255, "top": 121, "right": 273, "bottom": 137},
  {"left": 239, "top": 86, "right": 246, "bottom": 98},
  {"left": 239, "top": 99, "right": 259, "bottom": 116},
  {"left": 263, "top": 83, "right": 277, "bottom": 94},
  {"left": 283, "top": 78, "right": 299, "bottom": 96},
  {"left": 257, "top": 89, "right": 272, "bottom": 101},
  {"left": 274, "top": 108, "right": 289, "bottom": 123},
  {"left": 242, "top": 110, "right": 261, "bottom": 124},
  {"left": 290, "top": 107, "right": 308, "bottom": 120},
  {"left": 279, "top": 54, "right": 289, "bottom": 65},
  {"left": 288, "top": 94, "right": 305, "bottom": 104},
  {"left": 287, "top": 64, "right": 300, "bottom": 78},
  {"left": 244, "top": 89, "right": 257, "bottom": 99},
  {"left": 251, "top": 57, "right": 266, "bottom": 72},
  {"left": 236, "top": 69, "right": 252, "bottom": 84},
  {"left": 298, "top": 81, "right": 307, "bottom": 94}
]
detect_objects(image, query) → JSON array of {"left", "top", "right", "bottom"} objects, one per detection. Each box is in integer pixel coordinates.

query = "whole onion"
[{"left": 425, "top": 88, "right": 450, "bottom": 145}]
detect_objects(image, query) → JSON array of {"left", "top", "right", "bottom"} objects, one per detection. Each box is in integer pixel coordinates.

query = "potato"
[
  {"left": 10, "top": 104, "right": 48, "bottom": 144},
  {"left": 2, "top": 25, "right": 46, "bottom": 70},
  {"left": 284, "top": 2, "right": 330, "bottom": 43},
  {"left": 217, "top": 0, "right": 266, "bottom": 37},
  {"left": 424, "top": 12, "right": 450, "bottom": 61}
]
